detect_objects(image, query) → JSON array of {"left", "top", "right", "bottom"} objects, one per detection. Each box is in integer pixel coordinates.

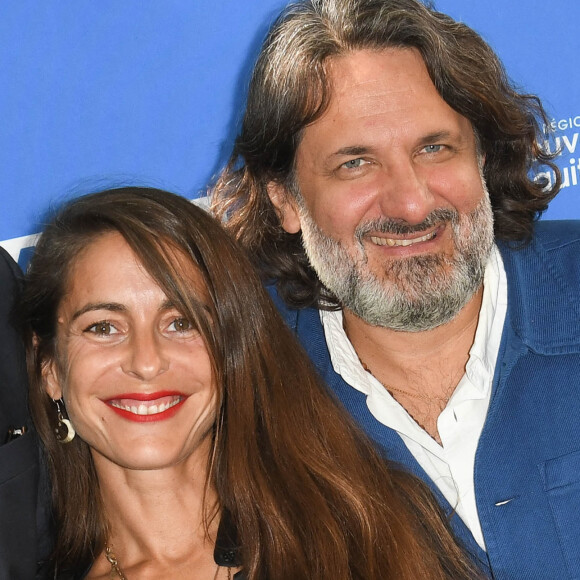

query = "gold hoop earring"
[{"left": 53, "top": 399, "right": 75, "bottom": 444}]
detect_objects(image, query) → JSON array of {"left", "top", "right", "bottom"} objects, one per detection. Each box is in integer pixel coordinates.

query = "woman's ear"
[
  {"left": 266, "top": 182, "right": 302, "bottom": 234},
  {"left": 42, "top": 359, "right": 63, "bottom": 401}
]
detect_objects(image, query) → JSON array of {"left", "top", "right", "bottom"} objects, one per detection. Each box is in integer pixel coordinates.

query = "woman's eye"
[
  {"left": 341, "top": 158, "right": 367, "bottom": 169},
  {"left": 168, "top": 318, "right": 194, "bottom": 333},
  {"left": 85, "top": 321, "right": 118, "bottom": 336}
]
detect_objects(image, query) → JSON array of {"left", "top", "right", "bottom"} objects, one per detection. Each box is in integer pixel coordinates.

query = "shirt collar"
[
  {"left": 464, "top": 246, "right": 508, "bottom": 388},
  {"left": 321, "top": 245, "right": 507, "bottom": 396}
]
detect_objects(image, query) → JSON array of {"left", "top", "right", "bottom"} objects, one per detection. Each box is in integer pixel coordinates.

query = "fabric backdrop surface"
[{"left": 1, "top": 0, "right": 578, "bottom": 264}]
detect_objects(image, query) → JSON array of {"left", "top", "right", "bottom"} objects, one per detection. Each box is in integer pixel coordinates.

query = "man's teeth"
[
  {"left": 370, "top": 230, "right": 436, "bottom": 247},
  {"left": 111, "top": 397, "right": 182, "bottom": 416}
]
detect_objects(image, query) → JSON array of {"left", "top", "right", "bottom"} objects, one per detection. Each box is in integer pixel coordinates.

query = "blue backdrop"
[{"left": 1, "top": 0, "right": 579, "bottom": 264}]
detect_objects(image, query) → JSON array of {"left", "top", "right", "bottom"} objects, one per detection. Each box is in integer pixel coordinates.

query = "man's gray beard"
[{"left": 298, "top": 186, "right": 494, "bottom": 332}]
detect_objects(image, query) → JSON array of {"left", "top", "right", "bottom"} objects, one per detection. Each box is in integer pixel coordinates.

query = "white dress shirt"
[{"left": 320, "top": 246, "right": 508, "bottom": 550}]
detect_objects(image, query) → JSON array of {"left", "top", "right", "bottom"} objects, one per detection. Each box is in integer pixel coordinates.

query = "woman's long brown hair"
[{"left": 22, "top": 187, "right": 480, "bottom": 579}]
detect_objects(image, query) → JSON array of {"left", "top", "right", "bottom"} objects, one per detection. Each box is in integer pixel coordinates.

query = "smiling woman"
[
  {"left": 42, "top": 232, "right": 217, "bottom": 474},
  {"left": 20, "top": 187, "right": 481, "bottom": 579}
]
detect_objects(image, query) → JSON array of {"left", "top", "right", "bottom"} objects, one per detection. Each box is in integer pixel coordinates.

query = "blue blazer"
[{"left": 268, "top": 220, "right": 580, "bottom": 579}]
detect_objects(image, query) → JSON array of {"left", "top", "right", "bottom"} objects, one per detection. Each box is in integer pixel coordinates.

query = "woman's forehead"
[{"left": 62, "top": 231, "right": 210, "bottom": 310}]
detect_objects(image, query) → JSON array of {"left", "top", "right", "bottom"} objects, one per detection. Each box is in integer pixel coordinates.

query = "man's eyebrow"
[
  {"left": 71, "top": 303, "right": 126, "bottom": 322},
  {"left": 331, "top": 145, "right": 374, "bottom": 157},
  {"left": 325, "top": 132, "right": 465, "bottom": 162},
  {"left": 417, "top": 131, "right": 455, "bottom": 145},
  {"left": 332, "top": 132, "right": 458, "bottom": 155}
]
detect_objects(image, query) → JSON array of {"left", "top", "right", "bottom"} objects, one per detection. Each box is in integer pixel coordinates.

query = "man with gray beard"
[
  {"left": 296, "top": 187, "right": 494, "bottom": 331},
  {"left": 212, "top": 0, "right": 580, "bottom": 577}
]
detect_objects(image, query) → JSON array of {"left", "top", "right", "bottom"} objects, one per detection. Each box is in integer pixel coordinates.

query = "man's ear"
[
  {"left": 266, "top": 182, "right": 302, "bottom": 234},
  {"left": 42, "top": 359, "right": 63, "bottom": 401}
]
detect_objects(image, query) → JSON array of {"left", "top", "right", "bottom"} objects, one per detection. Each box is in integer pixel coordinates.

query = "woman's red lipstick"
[{"left": 104, "top": 391, "right": 187, "bottom": 423}]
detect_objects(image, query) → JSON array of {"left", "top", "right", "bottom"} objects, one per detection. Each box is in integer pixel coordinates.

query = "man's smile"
[{"left": 370, "top": 229, "right": 438, "bottom": 247}]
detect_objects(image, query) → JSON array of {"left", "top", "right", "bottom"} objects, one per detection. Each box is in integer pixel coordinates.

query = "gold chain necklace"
[
  {"left": 105, "top": 546, "right": 127, "bottom": 580},
  {"left": 105, "top": 544, "right": 232, "bottom": 579}
]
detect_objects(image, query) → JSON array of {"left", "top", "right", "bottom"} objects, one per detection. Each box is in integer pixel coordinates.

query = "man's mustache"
[{"left": 355, "top": 208, "right": 458, "bottom": 239}]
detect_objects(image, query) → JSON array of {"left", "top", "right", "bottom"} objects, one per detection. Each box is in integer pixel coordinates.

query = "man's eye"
[
  {"left": 423, "top": 144, "right": 443, "bottom": 153},
  {"left": 341, "top": 158, "right": 367, "bottom": 169},
  {"left": 85, "top": 321, "right": 117, "bottom": 336},
  {"left": 168, "top": 318, "right": 194, "bottom": 332}
]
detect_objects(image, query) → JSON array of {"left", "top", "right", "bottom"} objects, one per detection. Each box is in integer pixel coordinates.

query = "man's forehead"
[{"left": 324, "top": 47, "right": 438, "bottom": 118}]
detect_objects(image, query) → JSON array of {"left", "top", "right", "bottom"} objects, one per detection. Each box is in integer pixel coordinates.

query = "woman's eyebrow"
[{"left": 71, "top": 302, "right": 126, "bottom": 322}]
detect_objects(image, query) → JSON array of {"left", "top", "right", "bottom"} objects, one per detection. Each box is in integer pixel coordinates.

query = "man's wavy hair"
[{"left": 212, "top": 0, "right": 561, "bottom": 309}]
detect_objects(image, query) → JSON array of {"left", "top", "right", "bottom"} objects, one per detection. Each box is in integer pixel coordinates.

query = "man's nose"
[{"left": 376, "top": 159, "right": 437, "bottom": 225}]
